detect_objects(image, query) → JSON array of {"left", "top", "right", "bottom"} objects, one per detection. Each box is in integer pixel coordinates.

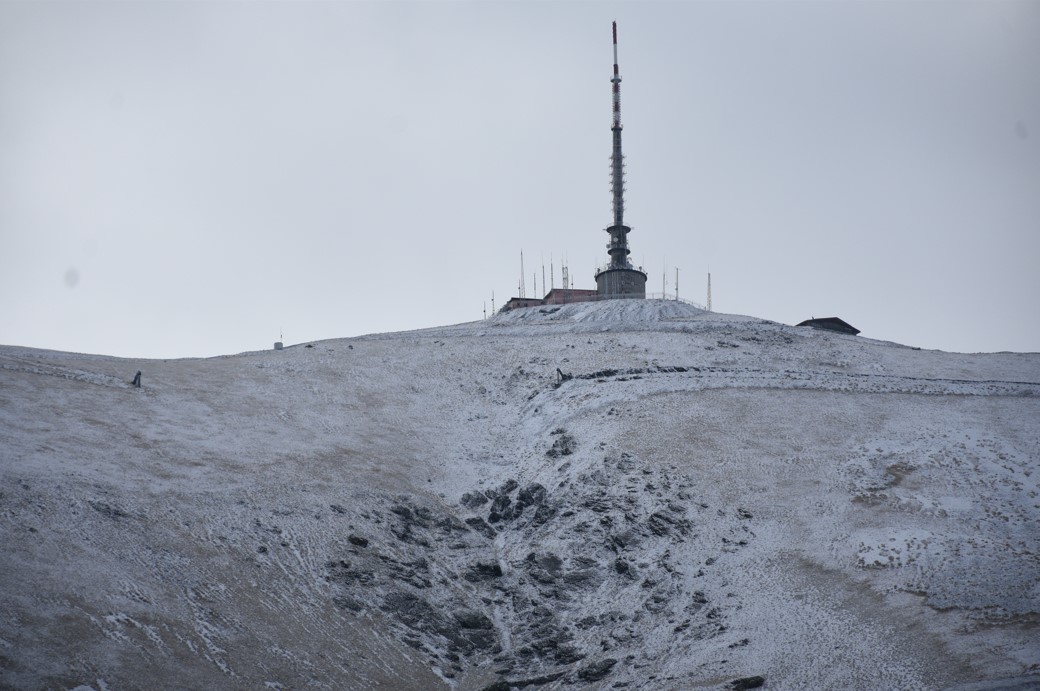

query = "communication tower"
[{"left": 595, "top": 22, "right": 647, "bottom": 300}]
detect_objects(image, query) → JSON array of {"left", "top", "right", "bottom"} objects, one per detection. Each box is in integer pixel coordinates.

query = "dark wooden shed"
[{"left": 796, "top": 317, "right": 861, "bottom": 336}]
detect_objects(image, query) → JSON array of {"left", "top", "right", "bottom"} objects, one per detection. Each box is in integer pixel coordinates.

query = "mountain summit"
[{"left": 2, "top": 300, "right": 1038, "bottom": 689}]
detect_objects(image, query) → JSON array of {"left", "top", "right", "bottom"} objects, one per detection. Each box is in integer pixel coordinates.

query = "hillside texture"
[{"left": 1, "top": 300, "right": 1038, "bottom": 690}]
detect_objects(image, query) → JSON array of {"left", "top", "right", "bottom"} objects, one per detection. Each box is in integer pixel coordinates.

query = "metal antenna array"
[
  {"left": 595, "top": 22, "right": 647, "bottom": 299},
  {"left": 606, "top": 21, "right": 630, "bottom": 270},
  {"left": 520, "top": 251, "right": 526, "bottom": 298}
]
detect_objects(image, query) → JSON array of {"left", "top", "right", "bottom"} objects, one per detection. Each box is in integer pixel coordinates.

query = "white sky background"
[{"left": 1, "top": 1, "right": 1037, "bottom": 358}]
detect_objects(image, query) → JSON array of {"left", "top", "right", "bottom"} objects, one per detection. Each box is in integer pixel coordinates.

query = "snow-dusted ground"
[{"left": 1, "top": 300, "right": 1038, "bottom": 690}]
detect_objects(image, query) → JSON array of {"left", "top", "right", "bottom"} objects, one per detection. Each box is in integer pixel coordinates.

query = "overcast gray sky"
[{"left": 1, "top": 1, "right": 1037, "bottom": 358}]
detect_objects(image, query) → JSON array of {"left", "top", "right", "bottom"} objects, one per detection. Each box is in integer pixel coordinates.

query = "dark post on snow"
[{"left": 131, "top": 371, "right": 141, "bottom": 388}]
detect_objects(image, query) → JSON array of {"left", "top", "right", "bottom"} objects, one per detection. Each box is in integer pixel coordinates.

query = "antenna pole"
[
  {"left": 520, "top": 251, "right": 525, "bottom": 298},
  {"left": 707, "top": 271, "right": 712, "bottom": 312},
  {"left": 604, "top": 20, "right": 630, "bottom": 270},
  {"left": 675, "top": 267, "right": 679, "bottom": 301}
]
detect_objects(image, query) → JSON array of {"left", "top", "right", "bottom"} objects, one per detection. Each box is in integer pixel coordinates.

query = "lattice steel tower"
[{"left": 595, "top": 21, "right": 647, "bottom": 299}]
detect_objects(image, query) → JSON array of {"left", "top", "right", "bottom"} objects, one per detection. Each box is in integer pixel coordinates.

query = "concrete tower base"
[{"left": 596, "top": 267, "right": 647, "bottom": 299}]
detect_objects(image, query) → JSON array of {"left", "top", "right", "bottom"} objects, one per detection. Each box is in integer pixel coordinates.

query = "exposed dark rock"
[
  {"left": 460, "top": 491, "right": 489, "bottom": 509},
  {"left": 332, "top": 594, "right": 363, "bottom": 612},
  {"left": 391, "top": 566, "right": 431, "bottom": 589},
  {"left": 89, "top": 501, "right": 129, "bottom": 519},
  {"left": 529, "top": 568, "right": 555, "bottom": 585},
  {"left": 465, "top": 516, "right": 498, "bottom": 539},
  {"left": 646, "top": 511, "right": 691, "bottom": 537},
  {"left": 322, "top": 476, "right": 738, "bottom": 682},
  {"left": 465, "top": 561, "right": 503, "bottom": 582},
  {"left": 480, "top": 682, "right": 512, "bottom": 691},
  {"left": 508, "top": 671, "right": 566, "bottom": 688},
  {"left": 390, "top": 504, "right": 413, "bottom": 519},
  {"left": 382, "top": 592, "right": 500, "bottom": 656},
  {"left": 529, "top": 636, "right": 561, "bottom": 657},
  {"left": 328, "top": 560, "right": 377, "bottom": 587},
  {"left": 546, "top": 434, "right": 576, "bottom": 459},
  {"left": 578, "top": 658, "right": 618, "bottom": 681},
  {"left": 730, "top": 676, "right": 766, "bottom": 689},
  {"left": 643, "top": 590, "right": 670, "bottom": 613},
  {"left": 554, "top": 644, "right": 584, "bottom": 664},
  {"left": 435, "top": 514, "right": 470, "bottom": 535},
  {"left": 413, "top": 505, "right": 434, "bottom": 526},
  {"left": 563, "top": 568, "right": 600, "bottom": 588},
  {"left": 611, "top": 530, "right": 640, "bottom": 550},
  {"left": 517, "top": 483, "right": 546, "bottom": 506},
  {"left": 391, "top": 502, "right": 433, "bottom": 529},
  {"left": 512, "top": 484, "right": 547, "bottom": 521},
  {"left": 329, "top": 503, "right": 348, "bottom": 514},
  {"left": 531, "top": 503, "right": 557, "bottom": 527},
  {"left": 347, "top": 534, "right": 369, "bottom": 547},
  {"left": 450, "top": 626, "right": 497, "bottom": 653},
  {"left": 381, "top": 592, "right": 436, "bottom": 628},
  {"left": 612, "top": 625, "right": 639, "bottom": 643},
  {"left": 454, "top": 610, "right": 494, "bottom": 630},
  {"left": 737, "top": 508, "right": 753, "bottom": 520},
  {"left": 588, "top": 368, "right": 619, "bottom": 379},
  {"left": 575, "top": 615, "right": 598, "bottom": 630},
  {"left": 528, "top": 605, "right": 555, "bottom": 624},
  {"left": 386, "top": 502, "right": 439, "bottom": 546},
  {"left": 534, "top": 553, "right": 562, "bottom": 573},
  {"left": 489, "top": 494, "right": 513, "bottom": 523}
]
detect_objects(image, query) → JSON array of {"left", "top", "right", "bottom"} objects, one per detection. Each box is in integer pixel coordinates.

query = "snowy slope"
[{"left": 1, "top": 300, "right": 1038, "bottom": 690}]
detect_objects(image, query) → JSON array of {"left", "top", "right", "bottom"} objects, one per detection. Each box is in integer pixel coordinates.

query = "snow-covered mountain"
[{"left": 1, "top": 300, "right": 1038, "bottom": 690}]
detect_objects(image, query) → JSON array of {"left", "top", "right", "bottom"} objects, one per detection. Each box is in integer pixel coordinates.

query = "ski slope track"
[{"left": 1, "top": 300, "right": 1038, "bottom": 690}]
